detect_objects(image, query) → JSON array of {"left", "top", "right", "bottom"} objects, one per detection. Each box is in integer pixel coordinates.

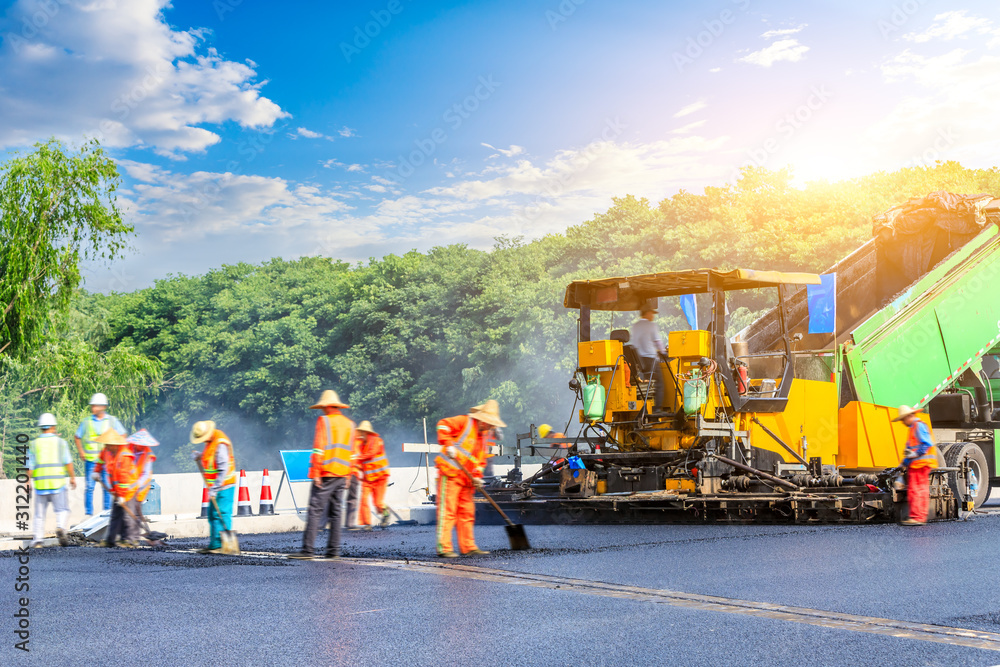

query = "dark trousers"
[
  {"left": 303, "top": 476, "right": 346, "bottom": 556},
  {"left": 106, "top": 500, "right": 137, "bottom": 544},
  {"left": 639, "top": 356, "right": 665, "bottom": 410},
  {"left": 343, "top": 475, "right": 360, "bottom": 527}
]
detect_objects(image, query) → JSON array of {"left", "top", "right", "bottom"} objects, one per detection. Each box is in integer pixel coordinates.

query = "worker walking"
[
  {"left": 630, "top": 303, "right": 666, "bottom": 412},
  {"left": 98, "top": 429, "right": 140, "bottom": 547},
  {"left": 894, "top": 404, "right": 938, "bottom": 526},
  {"left": 435, "top": 399, "right": 505, "bottom": 558},
  {"left": 356, "top": 420, "right": 391, "bottom": 529},
  {"left": 28, "top": 413, "right": 76, "bottom": 548},
  {"left": 74, "top": 393, "right": 125, "bottom": 517},
  {"left": 290, "top": 390, "right": 355, "bottom": 560},
  {"left": 190, "top": 421, "right": 237, "bottom": 554}
]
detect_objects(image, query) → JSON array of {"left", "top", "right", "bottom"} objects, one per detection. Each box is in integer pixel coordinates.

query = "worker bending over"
[
  {"left": 894, "top": 404, "right": 938, "bottom": 526},
  {"left": 356, "top": 420, "right": 391, "bottom": 529},
  {"left": 190, "top": 421, "right": 237, "bottom": 554},
  {"left": 74, "top": 392, "right": 125, "bottom": 517},
  {"left": 28, "top": 413, "right": 76, "bottom": 547},
  {"left": 291, "top": 390, "right": 355, "bottom": 560},
  {"left": 435, "top": 399, "right": 505, "bottom": 557},
  {"left": 98, "top": 429, "right": 140, "bottom": 547}
]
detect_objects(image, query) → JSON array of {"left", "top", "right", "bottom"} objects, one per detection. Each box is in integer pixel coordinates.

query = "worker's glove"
[
  {"left": 473, "top": 478, "right": 484, "bottom": 489},
  {"left": 445, "top": 446, "right": 458, "bottom": 459},
  {"left": 90, "top": 472, "right": 100, "bottom": 482},
  {"left": 115, "top": 496, "right": 125, "bottom": 507},
  {"left": 191, "top": 450, "right": 200, "bottom": 460},
  {"left": 208, "top": 488, "right": 218, "bottom": 500}
]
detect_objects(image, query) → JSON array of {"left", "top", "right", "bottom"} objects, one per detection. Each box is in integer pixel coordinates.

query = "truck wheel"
[{"left": 944, "top": 443, "right": 991, "bottom": 508}]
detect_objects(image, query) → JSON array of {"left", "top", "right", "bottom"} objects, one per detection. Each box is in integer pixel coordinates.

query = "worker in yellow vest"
[
  {"left": 190, "top": 421, "right": 237, "bottom": 554},
  {"left": 290, "top": 390, "right": 355, "bottom": 560},
  {"left": 74, "top": 393, "right": 125, "bottom": 516},
  {"left": 28, "top": 413, "right": 77, "bottom": 548}
]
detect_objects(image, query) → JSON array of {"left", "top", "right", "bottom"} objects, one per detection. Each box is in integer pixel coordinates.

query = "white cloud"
[
  {"left": 0, "top": 0, "right": 288, "bottom": 156},
  {"left": 738, "top": 39, "right": 810, "bottom": 67},
  {"left": 903, "top": 10, "right": 992, "bottom": 43},
  {"left": 481, "top": 142, "right": 526, "bottom": 158},
  {"left": 672, "top": 120, "right": 706, "bottom": 135},
  {"left": 673, "top": 99, "right": 707, "bottom": 118},
  {"left": 338, "top": 126, "right": 357, "bottom": 137},
  {"left": 708, "top": 67, "right": 722, "bottom": 73},
  {"left": 296, "top": 127, "right": 324, "bottom": 139},
  {"left": 761, "top": 24, "right": 807, "bottom": 40}
]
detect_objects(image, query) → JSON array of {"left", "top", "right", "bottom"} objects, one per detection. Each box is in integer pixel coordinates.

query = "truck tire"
[{"left": 944, "top": 443, "right": 991, "bottom": 508}]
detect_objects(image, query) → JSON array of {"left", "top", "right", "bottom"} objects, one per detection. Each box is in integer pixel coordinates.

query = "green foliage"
[
  {"left": 0, "top": 138, "right": 132, "bottom": 359},
  {"left": 91, "top": 161, "right": 1000, "bottom": 472}
]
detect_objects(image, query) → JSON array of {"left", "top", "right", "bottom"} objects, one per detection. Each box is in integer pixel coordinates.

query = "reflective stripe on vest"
[
  {"left": 83, "top": 417, "right": 116, "bottom": 462},
  {"left": 201, "top": 433, "right": 237, "bottom": 489},
  {"left": 435, "top": 418, "right": 478, "bottom": 474},
  {"left": 30, "top": 434, "right": 67, "bottom": 491},
  {"left": 135, "top": 449, "right": 155, "bottom": 501},
  {"left": 112, "top": 448, "right": 139, "bottom": 500},
  {"left": 364, "top": 452, "right": 390, "bottom": 478},
  {"left": 319, "top": 415, "right": 354, "bottom": 477}
]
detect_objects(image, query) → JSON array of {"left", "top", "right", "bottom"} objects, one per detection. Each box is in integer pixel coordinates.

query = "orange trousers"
[
  {"left": 436, "top": 474, "right": 477, "bottom": 554},
  {"left": 359, "top": 477, "right": 388, "bottom": 526},
  {"left": 906, "top": 465, "right": 931, "bottom": 523}
]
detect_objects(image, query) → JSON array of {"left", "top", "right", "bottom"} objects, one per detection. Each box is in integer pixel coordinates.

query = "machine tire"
[{"left": 944, "top": 443, "right": 991, "bottom": 508}]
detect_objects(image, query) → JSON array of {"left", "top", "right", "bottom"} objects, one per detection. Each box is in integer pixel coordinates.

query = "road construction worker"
[
  {"left": 894, "top": 404, "right": 938, "bottom": 526},
  {"left": 356, "top": 420, "right": 391, "bottom": 529},
  {"left": 344, "top": 427, "right": 364, "bottom": 531},
  {"left": 190, "top": 421, "right": 237, "bottom": 554},
  {"left": 435, "top": 399, "right": 505, "bottom": 557},
  {"left": 74, "top": 392, "right": 125, "bottom": 516},
  {"left": 290, "top": 390, "right": 355, "bottom": 560},
  {"left": 129, "top": 429, "right": 159, "bottom": 534},
  {"left": 98, "top": 429, "right": 140, "bottom": 547},
  {"left": 28, "top": 413, "right": 76, "bottom": 548},
  {"left": 630, "top": 304, "right": 666, "bottom": 412}
]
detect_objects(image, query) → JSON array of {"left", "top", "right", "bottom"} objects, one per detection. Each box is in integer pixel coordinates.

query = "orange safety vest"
[
  {"left": 361, "top": 435, "right": 390, "bottom": 482},
  {"left": 134, "top": 446, "right": 156, "bottom": 502},
  {"left": 201, "top": 431, "right": 237, "bottom": 489},
  {"left": 435, "top": 415, "right": 488, "bottom": 482},
  {"left": 110, "top": 447, "right": 139, "bottom": 502},
  {"left": 94, "top": 447, "right": 114, "bottom": 476},
  {"left": 312, "top": 414, "right": 355, "bottom": 478},
  {"left": 905, "top": 422, "right": 938, "bottom": 470}
]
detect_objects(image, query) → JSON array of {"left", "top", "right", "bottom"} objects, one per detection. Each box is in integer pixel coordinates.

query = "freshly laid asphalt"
[{"left": 7, "top": 500, "right": 1000, "bottom": 666}]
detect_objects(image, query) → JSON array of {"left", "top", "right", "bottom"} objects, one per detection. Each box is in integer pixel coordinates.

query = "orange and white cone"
[
  {"left": 258, "top": 468, "right": 274, "bottom": 515},
  {"left": 236, "top": 469, "right": 253, "bottom": 516},
  {"left": 199, "top": 486, "right": 209, "bottom": 519}
]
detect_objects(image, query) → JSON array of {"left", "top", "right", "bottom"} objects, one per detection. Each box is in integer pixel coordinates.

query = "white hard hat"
[
  {"left": 89, "top": 393, "right": 109, "bottom": 406},
  {"left": 37, "top": 413, "right": 57, "bottom": 428}
]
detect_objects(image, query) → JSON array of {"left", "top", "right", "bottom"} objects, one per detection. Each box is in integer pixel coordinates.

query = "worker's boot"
[
  {"left": 463, "top": 549, "right": 490, "bottom": 557},
  {"left": 56, "top": 529, "right": 69, "bottom": 547},
  {"left": 29, "top": 540, "right": 43, "bottom": 549},
  {"left": 380, "top": 509, "right": 391, "bottom": 528},
  {"left": 316, "top": 551, "right": 341, "bottom": 561},
  {"left": 438, "top": 551, "right": 459, "bottom": 558},
  {"left": 288, "top": 550, "right": 315, "bottom": 560}
]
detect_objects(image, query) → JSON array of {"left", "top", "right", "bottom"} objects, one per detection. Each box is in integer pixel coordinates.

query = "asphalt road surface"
[{"left": 7, "top": 504, "right": 1000, "bottom": 666}]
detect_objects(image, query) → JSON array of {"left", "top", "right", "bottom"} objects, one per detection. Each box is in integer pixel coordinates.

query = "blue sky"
[{"left": 1, "top": 0, "right": 999, "bottom": 291}]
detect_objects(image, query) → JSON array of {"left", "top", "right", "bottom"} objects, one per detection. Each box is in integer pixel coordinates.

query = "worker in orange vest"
[
  {"left": 894, "top": 404, "right": 938, "bottom": 526},
  {"left": 356, "top": 420, "right": 391, "bottom": 529},
  {"left": 190, "top": 421, "right": 237, "bottom": 554},
  {"left": 96, "top": 429, "right": 140, "bottom": 548},
  {"left": 290, "top": 390, "right": 355, "bottom": 560},
  {"left": 129, "top": 429, "right": 159, "bottom": 535},
  {"left": 435, "top": 399, "right": 505, "bottom": 557},
  {"left": 344, "top": 424, "right": 364, "bottom": 531}
]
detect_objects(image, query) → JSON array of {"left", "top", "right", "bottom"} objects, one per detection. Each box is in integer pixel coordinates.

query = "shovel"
[
  {"left": 195, "top": 462, "right": 241, "bottom": 555},
  {"left": 443, "top": 455, "right": 530, "bottom": 551},
  {"left": 120, "top": 500, "right": 168, "bottom": 543}
]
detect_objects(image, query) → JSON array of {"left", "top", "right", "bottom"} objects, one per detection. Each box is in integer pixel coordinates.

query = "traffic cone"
[
  {"left": 258, "top": 468, "right": 275, "bottom": 515},
  {"left": 236, "top": 469, "right": 253, "bottom": 516},
  {"left": 199, "top": 486, "right": 209, "bottom": 519}
]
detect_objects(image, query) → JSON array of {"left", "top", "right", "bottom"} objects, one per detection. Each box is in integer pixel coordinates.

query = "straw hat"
[
  {"left": 310, "top": 389, "right": 350, "bottom": 409},
  {"left": 189, "top": 420, "right": 217, "bottom": 444},
  {"left": 95, "top": 429, "right": 128, "bottom": 446},
  {"left": 892, "top": 405, "right": 922, "bottom": 422},
  {"left": 356, "top": 420, "right": 376, "bottom": 435},
  {"left": 470, "top": 399, "right": 506, "bottom": 428}
]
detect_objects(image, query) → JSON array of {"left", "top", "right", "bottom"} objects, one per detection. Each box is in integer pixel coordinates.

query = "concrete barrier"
[{"left": 0, "top": 463, "right": 541, "bottom": 536}]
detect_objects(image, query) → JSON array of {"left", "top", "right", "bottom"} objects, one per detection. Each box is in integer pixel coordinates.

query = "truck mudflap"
[{"left": 477, "top": 475, "right": 960, "bottom": 525}]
